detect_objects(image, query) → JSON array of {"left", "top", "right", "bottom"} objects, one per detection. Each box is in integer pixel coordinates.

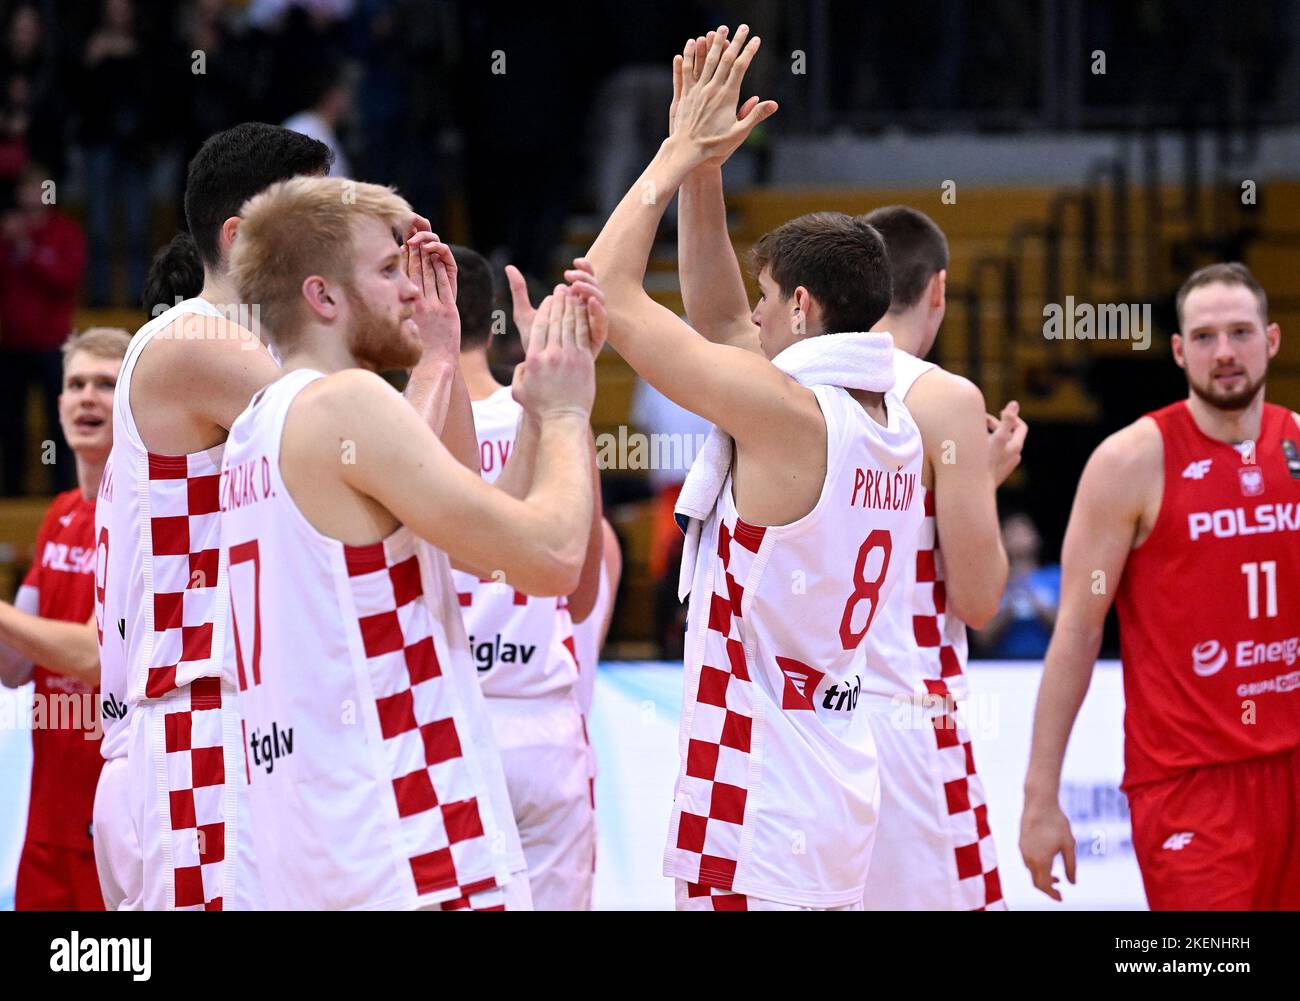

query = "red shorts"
[
  {"left": 1128, "top": 745, "right": 1300, "bottom": 910},
  {"left": 15, "top": 840, "right": 105, "bottom": 910}
]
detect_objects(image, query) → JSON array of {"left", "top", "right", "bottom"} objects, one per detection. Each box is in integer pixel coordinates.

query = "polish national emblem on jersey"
[{"left": 1238, "top": 466, "right": 1265, "bottom": 497}]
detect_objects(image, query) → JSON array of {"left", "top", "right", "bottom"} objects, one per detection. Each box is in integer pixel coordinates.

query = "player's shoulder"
[
  {"left": 292, "top": 368, "right": 402, "bottom": 430},
  {"left": 907, "top": 366, "right": 984, "bottom": 412},
  {"left": 1087, "top": 416, "right": 1163, "bottom": 481},
  {"left": 903, "top": 366, "right": 986, "bottom": 443}
]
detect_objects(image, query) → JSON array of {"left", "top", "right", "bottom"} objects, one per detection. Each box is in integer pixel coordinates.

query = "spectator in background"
[
  {"left": 0, "top": 4, "right": 64, "bottom": 192},
  {"left": 282, "top": 55, "right": 353, "bottom": 177},
  {"left": 78, "top": 0, "right": 155, "bottom": 305},
  {"left": 972, "top": 512, "right": 1061, "bottom": 660},
  {"left": 0, "top": 163, "right": 87, "bottom": 495},
  {"left": 178, "top": 0, "right": 257, "bottom": 177}
]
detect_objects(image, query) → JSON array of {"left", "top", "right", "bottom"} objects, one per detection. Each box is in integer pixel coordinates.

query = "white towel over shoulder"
[{"left": 672, "top": 330, "right": 896, "bottom": 600}]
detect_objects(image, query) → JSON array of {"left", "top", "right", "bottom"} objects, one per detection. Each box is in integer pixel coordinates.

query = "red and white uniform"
[
  {"left": 860, "top": 350, "right": 1004, "bottom": 910},
  {"left": 96, "top": 296, "right": 261, "bottom": 910},
  {"left": 222, "top": 369, "right": 527, "bottom": 910},
  {"left": 1116, "top": 400, "right": 1300, "bottom": 909},
  {"left": 451, "top": 386, "right": 595, "bottom": 910},
  {"left": 666, "top": 384, "right": 923, "bottom": 908},
  {"left": 7, "top": 490, "right": 104, "bottom": 910}
]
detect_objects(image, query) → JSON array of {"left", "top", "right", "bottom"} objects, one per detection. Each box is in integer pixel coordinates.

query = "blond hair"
[
  {"left": 229, "top": 176, "right": 413, "bottom": 351},
  {"left": 61, "top": 327, "right": 130, "bottom": 375}
]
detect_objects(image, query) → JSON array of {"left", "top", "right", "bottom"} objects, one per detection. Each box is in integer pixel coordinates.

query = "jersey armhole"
[{"left": 1129, "top": 416, "right": 1169, "bottom": 553}]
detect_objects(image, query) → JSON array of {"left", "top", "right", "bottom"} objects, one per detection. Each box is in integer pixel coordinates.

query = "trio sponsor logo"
[
  {"left": 1181, "top": 459, "right": 1212, "bottom": 480},
  {"left": 777, "top": 657, "right": 826, "bottom": 711}
]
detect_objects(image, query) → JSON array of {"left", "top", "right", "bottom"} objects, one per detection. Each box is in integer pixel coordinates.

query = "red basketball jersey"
[
  {"left": 1116, "top": 400, "right": 1300, "bottom": 789},
  {"left": 21, "top": 489, "right": 103, "bottom": 849}
]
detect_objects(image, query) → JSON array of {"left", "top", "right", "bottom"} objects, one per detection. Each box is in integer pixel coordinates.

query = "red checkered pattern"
[
  {"left": 674, "top": 880, "right": 860, "bottom": 911},
  {"left": 437, "top": 878, "right": 506, "bottom": 911},
  {"left": 911, "top": 490, "right": 966, "bottom": 687},
  {"left": 345, "top": 541, "right": 499, "bottom": 903},
  {"left": 161, "top": 676, "right": 229, "bottom": 910},
  {"left": 143, "top": 450, "right": 223, "bottom": 700},
  {"left": 910, "top": 489, "right": 1003, "bottom": 909},
  {"left": 667, "top": 517, "right": 764, "bottom": 892},
  {"left": 925, "top": 679, "right": 1004, "bottom": 910}
]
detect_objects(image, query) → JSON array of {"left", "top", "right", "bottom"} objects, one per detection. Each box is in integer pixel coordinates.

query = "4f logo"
[
  {"left": 1162, "top": 831, "right": 1195, "bottom": 851},
  {"left": 1181, "top": 459, "right": 1212, "bottom": 480}
]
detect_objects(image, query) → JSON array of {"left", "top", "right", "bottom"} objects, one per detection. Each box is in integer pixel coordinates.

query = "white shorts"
[
  {"left": 861, "top": 698, "right": 1006, "bottom": 910},
  {"left": 424, "top": 873, "right": 535, "bottom": 911},
  {"left": 675, "top": 880, "right": 864, "bottom": 911},
  {"left": 128, "top": 678, "right": 264, "bottom": 910},
  {"left": 486, "top": 689, "right": 595, "bottom": 911},
  {"left": 93, "top": 755, "right": 142, "bottom": 911}
]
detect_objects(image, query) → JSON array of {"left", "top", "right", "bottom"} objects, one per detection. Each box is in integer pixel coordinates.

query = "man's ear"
[
  {"left": 219, "top": 215, "right": 241, "bottom": 257},
  {"left": 301, "top": 276, "right": 340, "bottom": 321},
  {"left": 930, "top": 269, "right": 947, "bottom": 309},
  {"left": 1266, "top": 321, "right": 1281, "bottom": 360},
  {"left": 1171, "top": 332, "right": 1186, "bottom": 369},
  {"left": 794, "top": 285, "right": 822, "bottom": 334}
]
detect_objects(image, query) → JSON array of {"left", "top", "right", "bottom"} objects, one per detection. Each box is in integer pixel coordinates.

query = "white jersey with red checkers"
[
  {"left": 664, "top": 383, "right": 924, "bottom": 908},
  {"left": 97, "top": 297, "right": 233, "bottom": 759},
  {"left": 451, "top": 386, "right": 579, "bottom": 699},
  {"left": 859, "top": 348, "right": 1004, "bottom": 911},
  {"left": 220, "top": 368, "right": 525, "bottom": 909}
]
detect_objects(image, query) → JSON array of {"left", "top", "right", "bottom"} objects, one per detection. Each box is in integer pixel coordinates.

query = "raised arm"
[
  {"left": 673, "top": 35, "right": 762, "bottom": 354},
  {"left": 299, "top": 290, "right": 598, "bottom": 597},
  {"left": 1019, "top": 420, "right": 1158, "bottom": 900},
  {"left": 908, "top": 370, "right": 1019, "bottom": 627},
  {"left": 400, "top": 233, "right": 479, "bottom": 471},
  {"left": 583, "top": 28, "right": 795, "bottom": 449}
]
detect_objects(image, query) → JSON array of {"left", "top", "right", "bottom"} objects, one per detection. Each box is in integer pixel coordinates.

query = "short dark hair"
[
  {"left": 143, "top": 232, "right": 205, "bottom": 312},
  {"left": 450, "top": 245, "right": 495, "bottom": 349},
  {"left": 748, "top": 212, "right": 892, "bottom": 334},
  {"left": 185, "top": 122, "right": 333, "bottom": 268},
  {"left": 1175, "top": 262, "right": 1268, "bottom": 328},
  {"left": 860, "top": 205, "right": 949, "bottom": 310}
]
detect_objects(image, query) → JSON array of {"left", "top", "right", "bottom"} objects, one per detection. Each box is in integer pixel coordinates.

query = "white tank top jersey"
[
  {"left": 861, "top": 349, "right": 971, "bottom": 705},
  {"left": 96, "top": 297, "right": 233, "bottom": 761},
  {"left": 450, "top": 386, "right": 579, "bottom": 700},
  {"left": 220, "top": 369, "right": 524, "bottom": 909},
  {"left": 664, "top": 384, "right": 925, "bottom": 907}
]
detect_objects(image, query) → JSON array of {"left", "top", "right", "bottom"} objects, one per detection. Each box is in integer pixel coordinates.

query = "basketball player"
[
  {"left": 1021, "top": 263, "right": 1300, "bottom": 909},
  {"left": 672, "top": 28, "right": 1025, "bottom": 907},
  {"left": 0, "top": 328, "right": 128, "bottom": 909},
  {"left": 451, "top": 248, "right": 602, "bottom": 909},
  {"left": 585, "top": 25, "right": 923, "bottom": 910},
  {"left": 222, "top": 176, "right": 599, "bottom": 910},
  {"left": 95, "top": 122, "right": 332, "bottom": 910}
]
